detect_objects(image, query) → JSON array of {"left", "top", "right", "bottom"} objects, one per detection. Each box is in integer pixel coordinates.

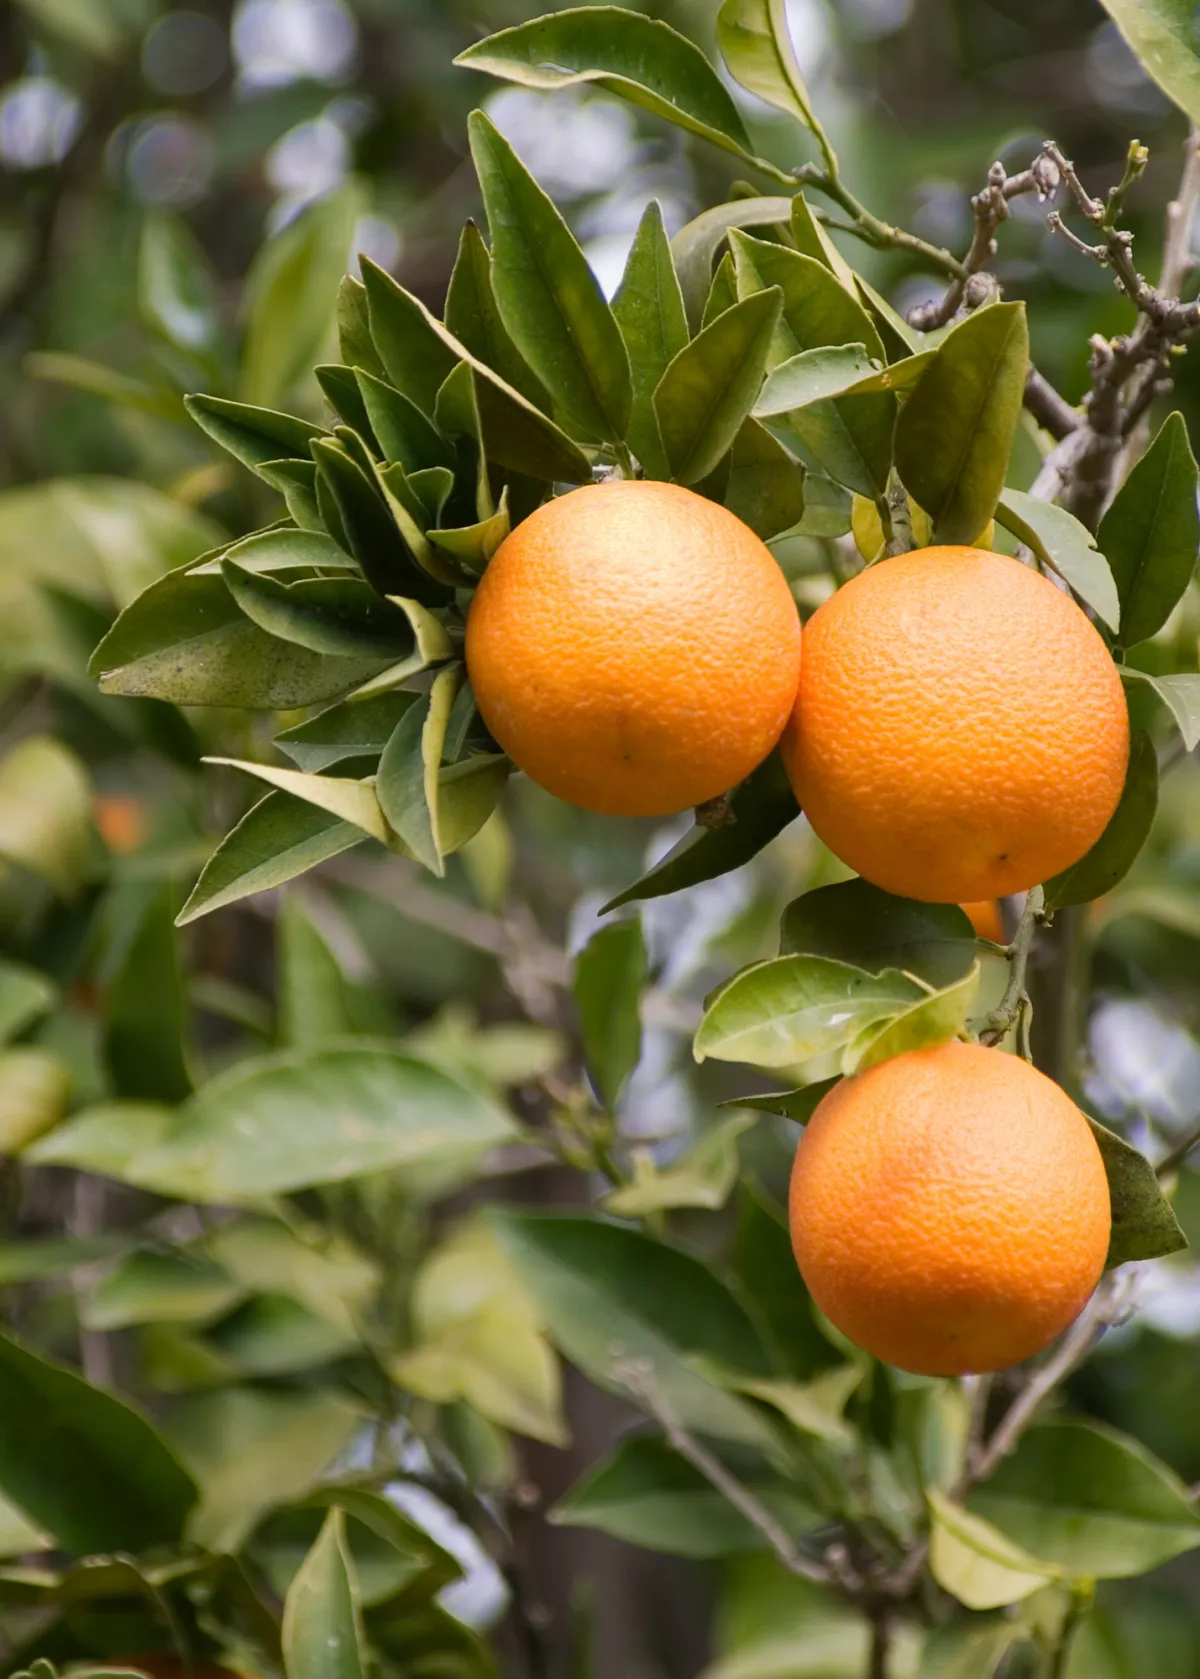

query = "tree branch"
[
  {"left": 979, "top": 887, "right": 1044, "bottom": 1049},
  {"left": 1155, "top": 1119, "right": 1200, "bottom": 1179}
]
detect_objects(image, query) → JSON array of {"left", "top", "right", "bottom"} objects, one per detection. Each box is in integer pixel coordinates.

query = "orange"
[
  {"left": 788, "top": 1042, "right": 1110, "bottom": 1375},
  {"left": 465, "top": 480, "right": 801, "bottom": 817},
  {"left": 962, "top": 899, "right": 1006, "bottom": 943},
  {"left": 780, "top": 547, "right": 1129, "bottom": 903}
]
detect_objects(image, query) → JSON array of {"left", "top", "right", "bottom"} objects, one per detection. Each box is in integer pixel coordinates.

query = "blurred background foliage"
[{"left": 5, "top": 1, "right": 1200, "bottom": 1676}]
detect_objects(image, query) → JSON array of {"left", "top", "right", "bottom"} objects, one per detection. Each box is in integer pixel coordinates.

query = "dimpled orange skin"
[
  {"left": 464, "top": 480, "right": 802, "bottom": 817},
  {"left": 788, "top": 1042, "right": 1111, "bottom": 1375},
  {"left": 780, "top": 547, "right": 1129, "bottom": 903}
]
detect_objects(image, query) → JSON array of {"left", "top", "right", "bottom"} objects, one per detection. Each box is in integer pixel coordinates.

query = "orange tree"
[{"left": 6, "top": 3, "right": 1200, "bottom": 1678}]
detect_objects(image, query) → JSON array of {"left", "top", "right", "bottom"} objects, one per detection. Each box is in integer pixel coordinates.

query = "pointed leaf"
[
  {"left": 312, "top": 439, "right": 450, "bottom": 606},
  {"left": 187, "top": 526, "right": 353, "bottom": 576},
  {"left": 928, "top": 1489, "right": 1059, "bottom": 1611},
  {"left": 1098, "top": 411, "right": 1200, "bottom": 648},
  {"left": 724, "top": 418, "right": 805, "bottom": 539},
  {"left": 337, "top": 274, "right": 386, "bottom": 379},
  {"left": 1044, "top": 731, "right": 1157, "bottom": 909},
  {"left": 26, "top": 1100, "right": 174, "bottom": 1176},
  {"left": 361, "top": 259, "right": 459, "bottom": 415},
  {"left": 223, "top": 562, "right": 419, "bottom": 659},
  {"left": 178, "top": 793, "right": 363, "bottom": 926},
  {"left": 844, "top": 962, "right": 980, "bottom": 1075},
  {"left": 612, "top": 201, "right": 690, "bottom": 479},
  {"left": 206, "top": 758, "right": 391, "bottom": 845},
  {"left": 725, "top": 1079, "right": 838, "bottom": 1124},
  {"left": 654, "top": 289, "right": 782, "bottom": 484},
  {"left": 1087, "top": 1115, "right": 1187, "bottom": 1267},
  {"left": 139, "top": 214, "right": 221, "bottom": 356},
  {"left": 573, "top": 916, "right": 647, "bottom": 1110},
  {"left": 258, "top": 459, "right": 323, "bottom": 530},
  {"left": 701, "top": 251, "right": 740, "bottom": 329},
  {"left": 995, "top": 490, "right": 1121, "bottom": 633},
  {"left": 754, "top": 345, "right": 879, "bottom": 415},
  {"left": 376, "top": 665, "right": 459, "bottom": 873},
  {"left": 1124, "top": 669, "right": 1200, "bottom": 749},
  {"left": 604, "top": 1113, "right": 756, "bottom": 1216},
  {"left": 670, "top": 195, "right": 794, "bottom": 328},
  {"left": 780, "top": 881, "right": 977, "bottom": 987},
  {"left": 283, "top": 1508, "right": 367, "bottom": 1679},
  {"left": 276, "top": 693, "right": 419, "bottom": 772},
  {"left": 791, "top": 192, "right": 858, "bottom": 289},
  {"left": 1093, "top": 1, "right": 1200, "bottom": 128},
  {"left": 717, "top": 0, "right": 817, "bottom": 128},
  {"left": 455, "top": 9, "right": 753, "bottom": 162},
  {"left": 895, "top": 302, "right": 1030, "bottom": 544},
  {"left": 103, "top": 882, "right": 191, "bottom": 1103},
  {"left": 355, "top": 371, "right": 455, "bottom": 472},
  {"left": 444, "top": 220, "right": 549, "bottom": 408},
  {"left": 469, "top": 111, "right": 631, "bottom": 442},
  {"left": 695, "top": 955, "right": 923, "bottom": 1069},
  {"left": 185, "top": 393, "right": 322, "bottom": 474},
  {"left": 279, "top": 896, "right": 357, "bottom": 1047}
]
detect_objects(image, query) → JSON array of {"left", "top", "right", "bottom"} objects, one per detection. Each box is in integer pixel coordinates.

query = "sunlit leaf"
[
  {"left": 1093, "top": 1, "right": 1200, "bottom": 127},
  {"left": 928, "top": 1489, "right": 1059, "bottom": 1610},
  {"left": 654, "top": 289, "right": 782, "bottom": 484},
  {"left": 995, "top": 491, "right": 1121, "bottom": 633},
  {"left": 283, "top": 1508, "right": 367, "bottom": 1679},
  {"left": 843, "top": 963, "right": 980, "bottom": 1075},
  {"left": 178, "top": 792, "right": 364, "bottom": 926},
  {"left": 613, "top": 201, "right": 690, "bottom": 479},
  {"left": 605, "top": 1113, "right": 756, "bottom": 1217},
  {"left": 670, "top": 196, "right": 793, "bottom": 329},
  {"left": 0, "top": 1049, "right": 71, "bottom": 1154}
]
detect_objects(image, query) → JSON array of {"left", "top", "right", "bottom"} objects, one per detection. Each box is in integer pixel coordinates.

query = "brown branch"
[
  {"left": 1155, "top": 1119, "right": 1200, "bottom": 1179},
  {"left": 1025, "top": 367, "right": 1082, "bottom": 440}
]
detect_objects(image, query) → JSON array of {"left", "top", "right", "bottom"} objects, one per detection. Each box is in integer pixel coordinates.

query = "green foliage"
[{"left": 1099, "top": 413, "right": 1200, "bottom": 649}]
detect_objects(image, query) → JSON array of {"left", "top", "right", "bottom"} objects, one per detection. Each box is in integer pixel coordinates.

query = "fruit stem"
[{"left": 979, "top": 886, "right": 1044, "bottom": 1052}]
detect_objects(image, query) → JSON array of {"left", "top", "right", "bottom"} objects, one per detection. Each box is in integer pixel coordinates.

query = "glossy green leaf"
[
  {"left": 844, "top": 962, "right": 980, "bottom": 1075},
  {"left": 490, "top": 1210, "right": 775, "bottom": 1446},
  {"left": 316, "top": 363, "right": 377, "bottom": 442},
  {"left": 1087, "top": 1115, "right": 1187, "bottom": 1267},
  {"left": 444, "top": 219, "right": 549, "bottom": 408},
  {"left": 312, "top": 439, "right": 450, "bottom": 606},
  {"left": 361, "top": 260, "right": 458, "bottom": 416},
  {"left": 726, "top": 1079, "right": 838, "bottom": 1125},
  {"left": 337, "top": 274, "right": 386, "bottom": 379},
  {"left": 695, "top": 955, "right": 923, "bottom": 1070},
  {"left": 223, "top": 563, "right": 418, "bottom": 660},
  {"left": 0, "top": 1049, "right": 70, "bottom": 1153},
  {"left": 26, "top": 1100, "right": 173, "bottom": 1176},
  {"left": 283, "top": 1508, "right": 367, "bottom": 1679},
  {"left": 671, "top": 195, "right": 794, "bottom": 329},
  {"left": 429, "top": 491, "right": 511, "bottom": 573},
  {"left": 82, "top": 1250, "right": 242, "bottom": 1332},
  {"left": 455, "top": 9, "right": 753, "bottom": 164},
  {"left": 362, "top": 259, "right": 590, "bottom": 482},
  {"left": 724, "top": 418, "right": 805, "bottom": 539},
  {"left": 795, "top": 472, "right": 852, "bottom": 536},
  {"left": 552, "top": 1433, "right": 816, "bottom": 1558},
  {"left": 791, "top": 192, "right": 859, "bottom": 289},
  {"left": 928, "top": 1490, "right": 1059, "bottom": 1610},
  {"left": 178, "top": 793, "right": 363, "bottom": 925},
  {"left": 701, "top": 251, "right": 740, "bottom": 330},
  {"left": 0, "top": 962, "right": 57, "bottom": 1044},
  {"left": 185, "top": 393, "right": 322, "bottom": 474},
  {"left": 604, "top": 753, "right": 799, "bottom": 912},
  {"left": 1098, "top": 412, "right": 1200, "bottom": 648},
  {"left": 612, "top": 200, "right": 690, "bottom": 479},
  {"left": 573, "top": 916, "right": 646, "bottom": 1110},
  {"left": 731, "top": 1184, "right": 843, "bottom": 1378},
  {"left": 0, "top": 1331, "right": 197, "bottom": 1554},
  {"left": 717, "top": 0, "right": 817, "bottom": 129},
  {"left": 259, "top": 459, "right": 323, "bottom": 530},
  {"left": 125, "top": 1043, "right": 517, "bottom": 1202},
  {"left": 654, "top": 288, "right": 782, "bottom": 484},
  {"left": 895, "top": 302, "right": 1029, "bottom": 544},
  {"left": 276, "top": 693, "right": 418, "bottom": 772},
  {"left": 92, "top": 566, "right": 389, "bottom": 709},
  {"left": 1124, "top": 670, "right": 1200, "bottom": 749},
  {"left": 754, "top": 344, "right": 878, "bottom": 415},
  {"left": 469, "top": 111, "right": 631, "bottom": 443},
  {"left": 1044, "top": 732, "right": 1157, "bottom": 909},
  {"left": 604, "top": 1113, "right": 757, "bottom": 1217},
  {"left": 1094, "top": 2, "right": 1200, "bottom": 127},
  {"left": 103, "top": 882, "right": 192, "bottom": 1103},
  {"left": 187, "top": 526, "right": 351, "bottom": 576},
  {"left": 995, "top": 490, "right": 1121, "bottom": 632},
  {"left": 213, "top": 1294, "right": 357, "bottom": 1377},
  {"left": 970, "top": 1419, "right": 1200, "bottom": 1579},
  {"left": 780, "top": 881, "right": 977, "bottom": 987},
  {"left": 206, "top": 758, "right": 391, "bottom": 844},
  {"left": 278, "top": 895, "right": 357, "bottom": 1047},
  {"left": 0, "top": 735, "right": 92, "bottom": 898},
  {"left": 355, "top": 371, "right": 455, "bottom": 473},
  {"left": 376, "top": 665, "right": 459, "bottom": 873}
]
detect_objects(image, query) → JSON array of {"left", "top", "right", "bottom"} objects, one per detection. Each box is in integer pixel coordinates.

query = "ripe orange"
[
  {"left": 788, "top": 1042, "right": 1110, "bottom": 1375},
  {"left": 780, "top": 547, "right": 1129, "bottom": 903},
  {"left": 962, "top": 899, "right": 1006, "bottom": 943},
  {"left": 465, "top": 480, "right": 801, "bottom": 817}
]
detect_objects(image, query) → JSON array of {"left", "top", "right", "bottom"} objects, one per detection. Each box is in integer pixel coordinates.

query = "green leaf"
[
  {"left": 780, "top": 881, "right": 977, "bottom": 987},
  {"left": 278, "top": 896, "right": 357, "bottom": 1047},
  {"left": 605, "top": 1113, "right": 757, "bottom": 1218},
  {"left": 376, "top": 666, "right": 459, "bottom": 873},
  {"left": 91, "top": 566, "right": 389, "bottom": 709},
  {"left": 26, "top": 352, "right": 185, "bottom": 421},
  {"left": 552, "top": 1433, "right": 816, "bottom": 1558},
  {"left": 671, "top": 197, "right": 793, "bottom": 330},
  {"left": 702, "top": 252, "right": 741, "bottom": 330},
  {"left": 0, "top": 1331, "right": 197, "bottom": 1554},
  {"left": 312, "top": 439, "right": 450, "bottom": 606},
  {"left": 731, "top": 1183, "right": 842, "bottom": 1378},
  {"left": 283, "top": 1508, "right": 367, "bottom": 1679},
  {"left": 791, "top": 192, "right": 859, "bottom": 290},
  {"left": 188, "top": 526, "right": 353, "bottom": 576},
  {"left": 489, "top": 1210, "right": 775, "bottom": 1446},
  {"left": 361, "top": 260, "right": 458, "bottom": 416},
  {"left": 223, "top": 563, "right": 419, "bottom": 660},
  {"left": 123, "top": 1043, "right": 517, "bottom": 1202},
  {"left": 726, "top": 1080, "right": 838, "bottom": 1124},
  {"left": 185, "top": 393, "right": 322, "bottom": 474},
  {"left": 0, "top": 961, "right": 57, "bottom": 1044},
  {"left": 444, "top": 219, "right": 549, "bottom": 409},
  {"left": 361, "top": 259, "right": 590, "bottom": 482},
  {"left": 169, "top": 1386, "right": 361, "bottom": 1552},
  {"left": 917, "top": 1619, "right": 1026, "bottom": 1679},
  {"left": 0, "top": 736, "right": 92, "bottom": 898},
  {"left": 928, "top": 1489, "right": 1059, "bottom": 1610},
  {"left": 573, "top": 916, "right": 647, "bottom": 1110},
  {"left": 1093, "top": 1, "right": 1200, "bottom": 127},
  {"left": 0, "top": 1049, "right": 70, "bottom": 1153},
  {"left": 26, "top": 1100, "right": 173, "bottom": 1177},
  {"left": 970, "top": 1419, "right": 1200, "bottom": 1579},
  {"left": 696, "top": 955, "right": 923, "bottom": 1070},
  {"left": 795, "top": 473, "right": 852, "bottom": 536},
  {"left": 82, "top": 1250, "right": 242, "bottom": 1332},
  {"left": 1098, "top": 412, "right": 1200, "bottom": 648},
  {"left": 717, "top": 0, "right": 816, "bottom": 128},
  {"left": 469, "top": 111, "right": 631, "bottom": 443},
  {"left": 276, "top": 692, "right": 418, "bottom": 773},
  {"left": 241, "top": 187, "right": 362, "bottom": 408},
  {"left": 337, "top": 274, "right": 386, "bottom": 379},
  {"left": 259, "top": 459, "right": 323, "bottom": 530},
  {"left": 895, "top": 302, "right": 1029, "bottom": 544},
  {"left": 613, "top": 201, "right": 690, "bottom": 479},
  {"left": 208, "top": 1218, "right": 377, "bottom": 1335},
  {"left": 1124, "top": 670, "right": 1200, "bottom": 749},
  {"left": 178, "top": 793, "right": 363, "bottom": 926},
  {"left": 103, "top": 882, "right": 192, "bottom": 1103},
  {"left": 355, "top": 371, "right": 455, "bottom": 474},
  {"left": 1087, "top": 1115, "right": 1187, "bottom": 1267},
  {"left": 724, "top": 419, "right": 806, "bottom": 539},
  {"left": 603, "top": 752, "right": 799, "bottom": 912},
  {"left": 654, "top": 289, "right": 782, "bottom": 485},
  {"left": 139, "top": 214, "right": 220, "bottom": 356},
  {"left": 713, "top": 1363, "right": 862, "bottom": 1442},
  {"left": 429, "top": 491, "right": 512, "bottom": 573},
  {"left": 205, "top": 758, "right": 390, "bottom": 845},
  {"left": 316, "top": 364, "right": 378, "bottom": 442},
  {"left": 995, "top": 490, "right": 1121, "bottom": 633},
  {"left": 844, "top": 962, "right": 980, "bottom": 1075},
  {"left": 1044, "top": 732, "right": 1157, "bottom": 910},
  {"left": 455, "top": 9, "right": 753, "bottom": 163},
  {"left": 754, "top": 344, "right": 879, "bottom": 415}
]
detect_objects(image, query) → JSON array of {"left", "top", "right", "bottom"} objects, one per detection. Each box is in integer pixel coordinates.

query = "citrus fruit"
[
  {"left": 788, "top": 1042, "right": 1110, "bottom": 1375},
  {"left": 780, "top": 546, "right": 1128, "bottom": 902},
  {"left": 962, "top": 899, "right": 1005, "bottom": 943},
  {"left": 465, "top": 480, "right": 801, "bottom": 817}
]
